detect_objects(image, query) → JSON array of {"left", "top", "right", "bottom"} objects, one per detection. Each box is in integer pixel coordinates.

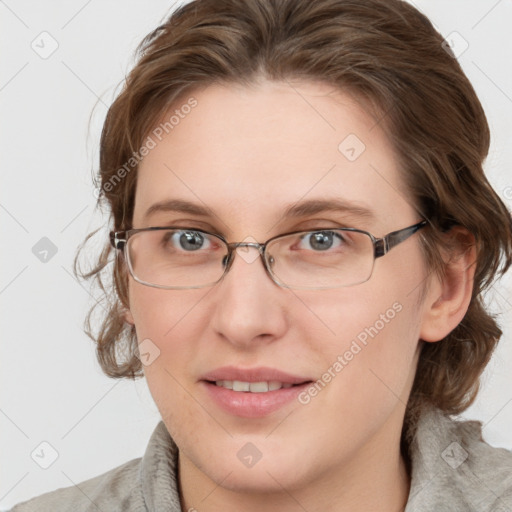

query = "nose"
[{"left": 209, "top": 244, "right": 288, "bottom": 349}]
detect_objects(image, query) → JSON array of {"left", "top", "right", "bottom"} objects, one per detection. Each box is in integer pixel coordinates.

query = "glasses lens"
[
  {"left": 266, "top": 229, "right": 375, "bottom": 289},
  {"left": 127, "top": 229, "right": 228, "bottom": 289}
]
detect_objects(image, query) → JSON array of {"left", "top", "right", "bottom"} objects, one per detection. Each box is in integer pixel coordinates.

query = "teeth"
[
  {"left": 214, "top": 380, "right": 296, "bottom": 392},
  {"left": 216, "top": 379, "right": 233, "bottom": 389},
  {"left": 233, "top": 380, "right": 250, "bottom": 392},
  {"left": 247, "top": 381, "right": 268, "bottom": 393},
  {"left": 269, "top": 381, "right": 283, "bottom": 391}
]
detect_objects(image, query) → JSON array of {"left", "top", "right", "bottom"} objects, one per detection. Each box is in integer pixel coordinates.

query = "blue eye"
[
  {"left": 163, "top": 230, "right": 213, "bottom": 251},
  {"left": 298, "top": 231, "right": 346, "bottom": 251}
]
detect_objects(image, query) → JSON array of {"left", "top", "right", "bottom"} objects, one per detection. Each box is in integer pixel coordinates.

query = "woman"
[{"left": 11, "top": 0, "right": 512, "bottom": 510}]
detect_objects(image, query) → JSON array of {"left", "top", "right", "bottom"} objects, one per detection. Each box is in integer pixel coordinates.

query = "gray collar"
[
  {"left": 140, "top": 421, "right": 181, "bottom": 511},
  {"left": 404, "top": 404, "right": 512, "bottom": 511}
]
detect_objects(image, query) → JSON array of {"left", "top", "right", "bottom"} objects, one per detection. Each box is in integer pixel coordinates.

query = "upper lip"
[{"left": 201, "top": 366, "right": 313, "bottom": 384}]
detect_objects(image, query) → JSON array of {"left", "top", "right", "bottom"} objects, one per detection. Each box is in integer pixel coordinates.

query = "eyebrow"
[
  {"left": 144, "top": 199, "right": 214, "bottom": 220},
  {"left": 282, "top": 198, "right": 375, "bottom": 221},
  {"left": 143, "top": 198, "right": 375, "bottom": 223}
]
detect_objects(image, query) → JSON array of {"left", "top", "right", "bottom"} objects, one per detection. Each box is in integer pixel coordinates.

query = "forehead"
[{"left": 133, "top": 80, "right": 416, "bottom": 234}]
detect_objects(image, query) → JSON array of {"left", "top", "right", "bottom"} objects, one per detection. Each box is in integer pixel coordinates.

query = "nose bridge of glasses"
[
  {"left": 231, "top": 241, "right": 264, "bottom": 251},
  {"left": 228, "top": 241, "right": 267, "bottom": 266}
]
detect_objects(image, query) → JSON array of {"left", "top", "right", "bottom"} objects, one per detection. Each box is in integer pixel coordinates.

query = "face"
[{"left": 124, "top": 80, "right": 431, "bottom": 495}]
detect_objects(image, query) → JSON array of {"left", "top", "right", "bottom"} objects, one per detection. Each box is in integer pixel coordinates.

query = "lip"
[
  {"left": 200, "top": 366, "right": 314, "bottom": 418},
  {"left": 201, "top": 366, "right": 313, "bottom": 384},
  {"left": 201, "top": 380, "right": 313, "bottom": 418}
]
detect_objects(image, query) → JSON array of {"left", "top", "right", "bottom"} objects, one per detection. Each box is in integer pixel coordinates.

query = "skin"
[{"left": 123, "top": 80, "right": 476, "bottom": 512}]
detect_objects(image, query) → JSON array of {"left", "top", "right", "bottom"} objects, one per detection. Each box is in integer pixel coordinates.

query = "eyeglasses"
[{"left": 110, "top": 220, "right": 427, "bottom": 290}]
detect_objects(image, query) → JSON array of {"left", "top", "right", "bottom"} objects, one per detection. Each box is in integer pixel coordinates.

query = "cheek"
[
  {"left": 128, "top": 283, "right": 209, "bottom": 339},
  {"left": 127, "top": 284, "right": 210, "bottom": 404},
  {"left": 293, "top": 270, "right": 423, "bottom": 412}
]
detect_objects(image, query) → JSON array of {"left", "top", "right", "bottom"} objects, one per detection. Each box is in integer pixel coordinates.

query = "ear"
[
  {"left": 419, "top": 226, "right": 477, "bottom": 342},
  {"left": 124, "top": 307, "right": 135, "bottom": 325}
]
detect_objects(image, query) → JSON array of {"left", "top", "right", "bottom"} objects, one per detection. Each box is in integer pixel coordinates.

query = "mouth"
[
  {"left": 200, "top": 377, "right": 315, "bottom": 418},
  {"left": 199, "top": 366, "right": 315, "bottom": 417},
  {"left": 200, "top": 365, "right": 314, "bottom": 387},
  {"left": 204, "top": 379, "right": 313, "bottom": 393}
]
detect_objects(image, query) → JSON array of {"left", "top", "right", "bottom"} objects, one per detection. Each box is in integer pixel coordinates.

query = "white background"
[{"left": 1, "top": 0, "right": 511, "bottom": 509}]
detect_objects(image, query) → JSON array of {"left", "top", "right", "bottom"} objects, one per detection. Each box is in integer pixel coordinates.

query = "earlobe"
[
  {"left": 419, "top": 227, "right": 477, "bottom": 343},
  {"left": 124, "top": 308, "right": 135, "bottom": 325}
]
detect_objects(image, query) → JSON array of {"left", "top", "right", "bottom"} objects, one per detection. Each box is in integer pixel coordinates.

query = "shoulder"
[
  {"left": 8, "top": 420, "right": 180, "bottom": 512},
  {"left": 406, "top": 404, "right": 512, "bottom": 512},
  {"left": 9, "top": 457, "right": 145, "bottom": 512}
]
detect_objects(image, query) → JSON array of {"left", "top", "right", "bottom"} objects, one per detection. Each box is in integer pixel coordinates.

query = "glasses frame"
[{"left": 109, "top": 220, "right": 427, "bottom": 290}]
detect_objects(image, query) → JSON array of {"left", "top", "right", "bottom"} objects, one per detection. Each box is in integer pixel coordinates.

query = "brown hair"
[{"left": 75, "top": 0, "right": 512, "bottom": 448}]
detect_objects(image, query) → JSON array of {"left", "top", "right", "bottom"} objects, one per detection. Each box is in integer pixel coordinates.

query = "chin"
[
  {"left": 199, "top": 446, "right": 313, "bottom": 494},
  {"left": 213, "top": 462, "right": 305, "bottom": 494}
]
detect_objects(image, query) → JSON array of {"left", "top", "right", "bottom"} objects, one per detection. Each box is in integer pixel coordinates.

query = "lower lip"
[{"left": 201, "top": 381, "right": 312, "bottom": 418}]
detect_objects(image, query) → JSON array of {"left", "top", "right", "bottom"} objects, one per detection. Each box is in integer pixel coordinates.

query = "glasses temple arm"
[{"left": 374, "top": 221, "right": 427, "bottom": 258}]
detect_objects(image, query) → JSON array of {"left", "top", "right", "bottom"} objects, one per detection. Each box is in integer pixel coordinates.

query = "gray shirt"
[{"left": 9, "top": 404, "right": 512, "bottom": 511}]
